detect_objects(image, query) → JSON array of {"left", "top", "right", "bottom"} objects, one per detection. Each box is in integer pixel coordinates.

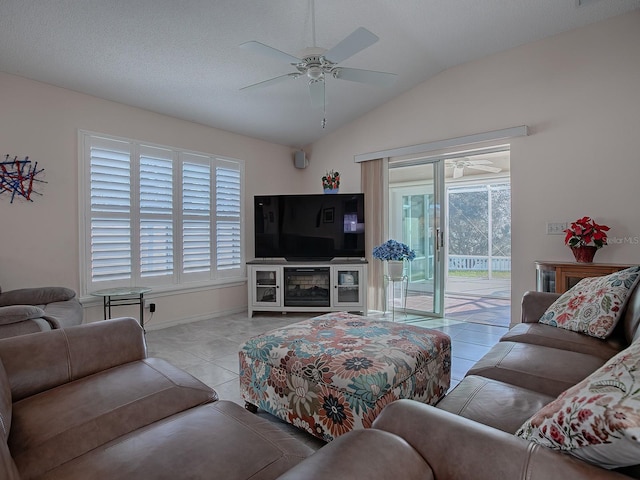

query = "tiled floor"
[{"left": 145, "top": 310, "right": 508, "bottom": 449}]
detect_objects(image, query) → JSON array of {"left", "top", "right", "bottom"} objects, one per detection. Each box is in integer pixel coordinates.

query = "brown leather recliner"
[
  {"left": 0, "top": 318, "right": 312, "bottom": 479},
  {"left": 0, "top": 286, "right": 83, "bottom": 339}
]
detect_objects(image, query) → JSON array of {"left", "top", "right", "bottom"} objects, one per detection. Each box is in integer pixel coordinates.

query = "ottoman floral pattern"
[{"left": 239, "top": 312, "right": 451, "bottom": 441}]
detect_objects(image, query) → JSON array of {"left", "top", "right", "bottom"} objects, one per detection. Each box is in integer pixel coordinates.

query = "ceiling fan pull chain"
[{"left": 322, "top": 76, "right": 326, "bottom": 128}]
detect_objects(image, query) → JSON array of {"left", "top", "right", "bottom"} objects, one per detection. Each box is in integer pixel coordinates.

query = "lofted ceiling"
[{"left": 1, "top": 1, "right": 639, "bottom": 147}]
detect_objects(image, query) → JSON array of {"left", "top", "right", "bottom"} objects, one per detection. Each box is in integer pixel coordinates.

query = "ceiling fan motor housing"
[{"left": 297, "top": 55, "right": 336, "bottom": 81}]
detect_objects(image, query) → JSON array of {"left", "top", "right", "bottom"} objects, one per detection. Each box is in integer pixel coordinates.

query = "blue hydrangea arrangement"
[{"left": 372, "top": 239, "right": 416, "bottom": 261}]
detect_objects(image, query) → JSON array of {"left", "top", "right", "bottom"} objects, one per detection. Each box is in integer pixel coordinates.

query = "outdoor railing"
[
  {"left": 449, "top": 254, "right": 511, "bottom": 278},
  {"left": 406, "top": 255, "right": 511, "bottom": 282}
]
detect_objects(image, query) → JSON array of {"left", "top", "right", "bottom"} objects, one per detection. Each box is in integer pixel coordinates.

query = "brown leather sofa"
[
  {"left": 279, "top": 284, "right": 640, "bottom": 480},
  {"left": 0, "top": 287, "right": 83, "bottom": 339},
  {"left": 0, "top": 318, "right": 312, "bottom": 480}
]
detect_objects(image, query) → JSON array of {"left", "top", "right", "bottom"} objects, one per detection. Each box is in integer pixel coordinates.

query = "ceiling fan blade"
[
  {"left": 240, "top": 73, "right": 298, "bottom": 91},
  {"left": 324, "top": 27, "right": 379, "bottom": 64},
  {"left": 469, "top": 165, "right": 502, "bottom": 173},
  {"left": 453, "top": 166, "right": 464, "bottom": 179},
  {"left": 239, "top": 41, "right": 301, "bottom": 64},
  {"left": 334, "top": 67, "right": 397, "bottom": 87},
  {"left": 309, "top": 80, "right": 325, "bottom": 109},
  {"left": 469, "top": 159, "right": 494, "bottom": 165}
]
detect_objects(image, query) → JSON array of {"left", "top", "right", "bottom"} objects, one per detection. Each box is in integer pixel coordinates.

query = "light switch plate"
[{"left": 547, "top": 222, "right": 568, "bottom": 235}]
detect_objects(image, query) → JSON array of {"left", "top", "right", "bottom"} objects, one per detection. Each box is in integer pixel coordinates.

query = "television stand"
[
  {"left": 284, "top": 257, "right": 334, "bottom": 262},
  {"left": 247, "top": 259, "right": 368, "bottom": 317}
]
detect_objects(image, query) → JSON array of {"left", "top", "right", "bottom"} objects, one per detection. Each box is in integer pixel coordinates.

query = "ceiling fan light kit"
[
  {"left": 239, "top": 1, "right": 396, "bottom": 129},
  {"left": 445, "top": 158, "right": 503, "bottom": 179}
]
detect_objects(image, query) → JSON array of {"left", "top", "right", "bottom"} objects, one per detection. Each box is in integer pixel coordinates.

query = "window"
[{"left": 79, "top": 132, "right": 244, "bottom": 294}]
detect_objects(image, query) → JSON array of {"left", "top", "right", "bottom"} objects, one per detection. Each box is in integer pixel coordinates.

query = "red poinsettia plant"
[{"left": 564, "top": 216, "right": 610, "bottom": 249}]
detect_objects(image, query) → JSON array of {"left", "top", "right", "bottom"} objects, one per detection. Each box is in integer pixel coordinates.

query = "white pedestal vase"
[{"left": 387, "top": 260, "right": 404, "bottom": 280}]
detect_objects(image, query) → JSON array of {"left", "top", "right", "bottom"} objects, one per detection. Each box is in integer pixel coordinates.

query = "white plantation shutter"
[
  {"left": 140, "top": 147, "right": 174, "bottom": 279},
  {"left": 216, "top": 162, "right": 242, "bottom": 271},
  {"left": 81, "top": 132, "right": 244, "bottom": 293},
  {"left": 90, "top": 218, "right": 132, "bottom": 282},
  {"left": 182, "top": 157, "right": 211, "bottom": 276},
  {"left": 89, "top": 139, "right": 132, "bottom": 283}
]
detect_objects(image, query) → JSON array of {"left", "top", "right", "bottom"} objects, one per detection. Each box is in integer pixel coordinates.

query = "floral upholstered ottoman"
[{"left": 239, "top": 312, "right": 451, "bottom": 441}]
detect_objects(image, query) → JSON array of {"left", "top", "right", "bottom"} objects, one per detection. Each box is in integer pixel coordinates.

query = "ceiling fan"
[
  {"left": 239, "top": 1, "right": 396, "bottom": 125},
  {"left": 445, "top": 158, "right": 503, "bottom": 179}
]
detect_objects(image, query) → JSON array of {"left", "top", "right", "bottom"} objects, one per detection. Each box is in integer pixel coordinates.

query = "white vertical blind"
[{"left": 81, "top": 132, "right": 244, "bottom": 292}]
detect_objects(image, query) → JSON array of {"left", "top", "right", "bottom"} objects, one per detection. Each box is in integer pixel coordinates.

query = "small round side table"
[{"left": 90, "top": 287, "right": 151, "bottom": 330}]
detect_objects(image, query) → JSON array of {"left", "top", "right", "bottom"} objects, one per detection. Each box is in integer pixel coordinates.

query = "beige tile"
[
  {"left": 212, "top": 353, "right": 240, "bottom": 374},
  {"left": 453, "top": 329, "right": 504, "bottom": 347},
  {"left": 450, "top": 340, "right": 492, "bottom": 362},
  {"left": 450, "top": 356, "right": 476, "bottom": 381},
  {"left": 181, "top": 362, "right": 238, "bottom": 388}
]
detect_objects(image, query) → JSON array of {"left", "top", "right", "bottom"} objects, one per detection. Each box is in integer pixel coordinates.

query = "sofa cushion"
[
  {"left": 466, "top": 342, "right": 605, "bottom": 397},
  {"left": 0, "top": 318, "right": 52, "bottom": 339},
  {"left": 516, "top": 338, "right": 640, "bottom": 470},
  {"left": 539, "top": 266, "right": 640, "bottom": 339},
  {"left": 0, "top": 287, "right": 76, "bottom": 307},
  {"left": 437, "top": 375, "right": 556, "bottom": 434},
  {"left": 0, "top": 305, "right": 46, "bottom": 325},
  {"left": 35, "top": 401, "right": 313, "bottom": 480},
  {"left": 10, "top": 358, "right": 216, "bottom": 479},
  {"left": 501, "top": 323, "right": 624, "bottom": 360}
]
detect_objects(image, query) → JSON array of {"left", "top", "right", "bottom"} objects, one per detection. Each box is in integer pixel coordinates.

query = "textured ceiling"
[{"left": 1, "top": 0, "right": 638, "bottom": 147}]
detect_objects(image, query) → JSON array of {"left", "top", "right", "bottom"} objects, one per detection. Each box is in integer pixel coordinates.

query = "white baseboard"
[{"left": 142, "top": 306, "right": 248, "bottom": 331}]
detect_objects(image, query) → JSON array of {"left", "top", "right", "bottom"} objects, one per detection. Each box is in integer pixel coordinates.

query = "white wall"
[
  {"left": 302, "top": 12, "right": 640, "bottom": 323},
  {"left": 0, "top": 73, "right": 296, "bottom": 327}
]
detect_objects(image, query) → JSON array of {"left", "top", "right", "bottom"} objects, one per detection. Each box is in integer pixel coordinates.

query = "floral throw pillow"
[
  {"left": 539, "top": 266, "right": 640, "bottom": 339},
  {"left": 516, "top": 338, "right": 640, "bottom": 469}
]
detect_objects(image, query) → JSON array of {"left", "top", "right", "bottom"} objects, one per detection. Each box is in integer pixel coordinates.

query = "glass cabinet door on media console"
[
  {"left": 332, "top": 266, "right": 364, "bottom": 308},
  {"left": 252, "top": 267, "right": 281, "bottom": 307}
]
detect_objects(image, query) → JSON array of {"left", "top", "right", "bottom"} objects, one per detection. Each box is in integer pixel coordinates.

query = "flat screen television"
[{"left": 254, "top": 193, "right": 365, "bottom": 260}]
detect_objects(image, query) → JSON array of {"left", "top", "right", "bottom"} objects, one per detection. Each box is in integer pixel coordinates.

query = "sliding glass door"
[
  {"left": 389, "top": 160, "right": 445, "bottom": 316},
  {"left": 387, "top": 147, "right": 511, "bottom": 320}
]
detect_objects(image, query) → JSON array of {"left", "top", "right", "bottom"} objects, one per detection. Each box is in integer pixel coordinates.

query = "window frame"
[{"left": 78, "top": 130, "right": 245, "bottom": 297}]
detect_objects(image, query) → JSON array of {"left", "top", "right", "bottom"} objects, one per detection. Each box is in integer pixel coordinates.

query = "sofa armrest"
[
  {"left": 277, "top": 429, "right": 433, "bottom": 480},
  {"left": 0, "top": 317, "right": 146, "bottom": 401},
  {"left": 0, "top": 287, "right": 76, "bottom": 307},
  {"left": 521, "top": 290, "right": 561, "bottom": 323},
  {"left": 0, "top": 305, "right": 46, "bottom": 325},
  {"left": 371, "top": 400, "right": 627, "bottom": 480}
]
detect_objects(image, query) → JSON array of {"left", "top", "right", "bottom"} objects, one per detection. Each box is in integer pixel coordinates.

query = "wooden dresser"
[{"left": 535, "top": 261, "right": 633, "bottom": 294}]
